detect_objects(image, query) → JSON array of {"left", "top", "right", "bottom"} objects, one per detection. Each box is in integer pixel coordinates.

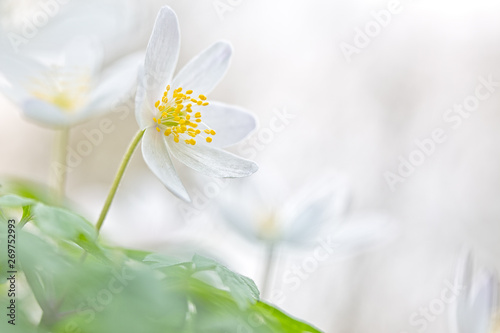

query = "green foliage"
[{"left": 0, "top": 194, "right": 322, "bottom": 333}]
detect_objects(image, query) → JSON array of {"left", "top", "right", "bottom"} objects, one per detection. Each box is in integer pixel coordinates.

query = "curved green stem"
[
  {"left": 52, "top": 127, "right": 70, "bottom": 205},
  {"left": 95, "top": 129, "right": 145, "bottom": 233}
]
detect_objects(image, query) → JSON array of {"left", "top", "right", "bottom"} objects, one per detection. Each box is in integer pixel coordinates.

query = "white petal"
[
  {"left": 135, "top": 65, "right": 155, "bottom": 129},
  {"left": 144, "top": 6, "right": 180, "bottom": 106},
  {"left": 0, "top": 84, "right": 29, "bottom": 105},
  {"left": 60, "top": 36, "right": 103, "bottom": 75},
  {"left": 200, "top": 101, "right": 256, "bottom": 148},
  {"left": 455, "top": 250, "right": 473, "bottom": 302},
  {"left": 468, "top": 270, "right": 497, "bottom": 333},
  {"left": 217, "top": 202, "right": 259, "bottom": 242},
  {"left": 142, "top": 128, "right": 190, "bottom": 202},
  {"left": 281, "top": 194, "right": 334, "bottom": 244},
  {"left": 22, "top": 99, "right": 72, "bottom": 127},
  {"left": 85, "top": 51, "right": 144, "bottom": 117},
  {"left": 327, "top": 214, "right": 398, "bottom": 258},
  {"left": 167, "top": 138, "right": 258, "bottom": 178},
  {"left": 171, "top": 41, "right": 232, "bottom": 96},
  {"left": 0, "top": 54, "right": 46, "bottom": 104}
]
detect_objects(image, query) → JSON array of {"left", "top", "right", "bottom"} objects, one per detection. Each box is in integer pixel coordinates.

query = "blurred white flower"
[
  {"left": 216, "top": 172, "right": 397, "bottom": 251},
  {"left": 450, "top": 250, "right": 498, "bottom": 333},
  {"left": 216, "top": 173, "right": 350, "bottom": 246},
  {"left": 0, "top": 0, "right": 150, "bottom": 61},
  {"left": 135, "top": 6, "right": 258, "bottom": 202},
  {"left": 0, "top": 37, "right": 142, "bottom": 127}
]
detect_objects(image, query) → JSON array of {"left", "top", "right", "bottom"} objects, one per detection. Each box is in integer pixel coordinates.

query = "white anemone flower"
[
  {"left": 0, "top": 38, "right": 142, "bottom": 127},
  {"left": 216, "top": 173, "right": 351, "bottom": 246},
  {"left": 450, "top": 250, "right": 498, "bottom": 333},
  {"left": 135, "top": 6, "right": 258, "bottom": 202}
]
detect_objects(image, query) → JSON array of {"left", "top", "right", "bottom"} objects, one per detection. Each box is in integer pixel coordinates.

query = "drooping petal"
[
  {"left": 167, "top": 138, "right": 258, "bottom": 178},
  {"left": 200, "top": 101, "right": 256, "bottom": 148},
  {"left": 84, "top": 51, "right": 144, "bottom": 118},
  {"left": 144, "top": 6, "right": 180, "bottom": 106},
  {"left": 22, "top": 99, "right": 72, "bottom": 127},
  {"left": 142, "top": 128, "right": 190, "bottom": 202},
  {"left": 171, "top": 41, "right": 232, "bottom": 96}
]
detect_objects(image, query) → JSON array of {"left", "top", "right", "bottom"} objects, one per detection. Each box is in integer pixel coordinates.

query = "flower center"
[
  {"left": 258, "top": 211, "right": 279, "bottom": 241},
  {"left": 31, "top": 66, "right": 91, "bottom": 112},
  {"left": 152, "top": 85, "right": 216, "bottom": 145}
]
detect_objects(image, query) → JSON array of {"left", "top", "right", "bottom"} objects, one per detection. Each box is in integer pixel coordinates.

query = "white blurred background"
[{"left": 1, "top": 0, "right": 500, "bottom": 332}]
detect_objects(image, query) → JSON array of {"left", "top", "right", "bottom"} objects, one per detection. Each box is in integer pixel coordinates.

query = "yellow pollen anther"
[{"left": 152, "top": 86, "right": 213, "bottom": 145}]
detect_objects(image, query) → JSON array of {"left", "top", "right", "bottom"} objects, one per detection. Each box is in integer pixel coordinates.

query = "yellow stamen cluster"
[
  {"left": 153, "top": 86, "right": 215, "bottom": 145},
  {"left": 31, "top": 66, "right": 90, "bottom": 112}
]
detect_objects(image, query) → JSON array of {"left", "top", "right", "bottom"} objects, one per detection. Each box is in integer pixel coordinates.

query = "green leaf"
[
  {"left": 32, "top": 203, "right": 109, "bottom": 263},
  {"left": 0, "top": 177, "right": 56, "bottom": 205},
  {"left": 0, "top": 194, "right": 37, "bottom": 207},
  {"left": 33, "top": 204, "right": 95, "bottom": 240},
  {"left": 183, "top": 278, "right": 322, "bottom": 332},
  {"left": 192, "top": 254, "right": 260, "bottom": 309},
  {"left": 143, "top": 253, "right": 186, "bottom": 269},
  {"left": 252, "top": 301, "right": 323, "bottom": 333}
]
